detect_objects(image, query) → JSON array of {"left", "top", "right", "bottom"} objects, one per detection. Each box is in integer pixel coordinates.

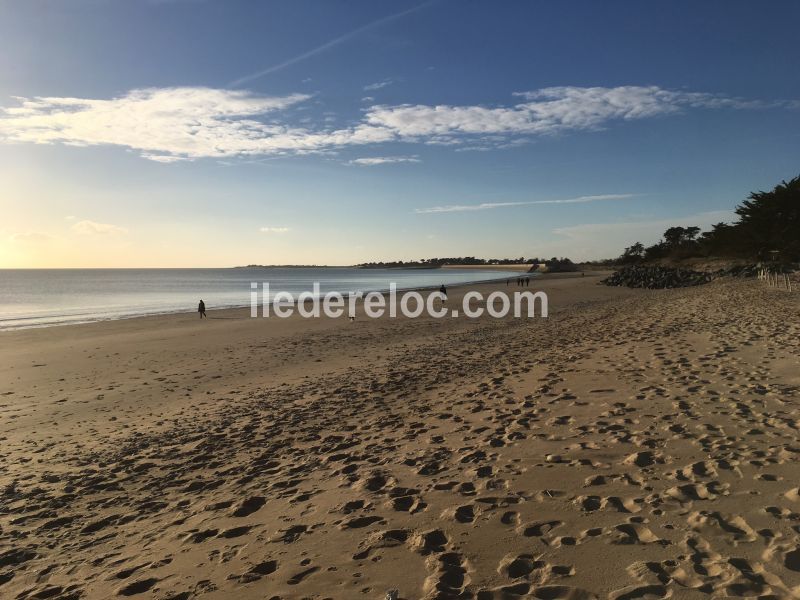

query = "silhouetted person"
[
  {"left": 439, "top": 284, "right": 447, "bottom": 300},
  {"left": 198, "top": 299, "right": 207, "bottom": 318}
]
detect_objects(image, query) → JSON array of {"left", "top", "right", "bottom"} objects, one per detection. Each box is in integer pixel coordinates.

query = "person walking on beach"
[
  {"left": 439, "top": 284, "right": 447, "bottom": 301},
  {"left": 198, "top": 299, "right": 207, "bottom": 319}
]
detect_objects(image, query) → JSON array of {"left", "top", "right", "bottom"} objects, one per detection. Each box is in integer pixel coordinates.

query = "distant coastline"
[
  {"left": 233, "top": 264, "right": 331, "bottom": 269},
  {"left": 441, "top": 264, "right": 534, "bottom": 273},
  {"left": 234, "top": 262, "right": 558, "bottom": 273},
  {"left": 233, "top": 263, "right": 533, "bottom": 271}
]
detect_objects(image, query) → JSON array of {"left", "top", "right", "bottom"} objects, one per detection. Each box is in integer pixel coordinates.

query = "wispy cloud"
[
  {"left": 363, "top": 79, "right": 394, "bottom": 91},
  {"left": 259, "top": 226, "right": 291, "bottom": 234},
  {"left": 415, "top": 194, "right": 637, "bottom": 214},
  {"left": 72, "top": 220, "right": 128, "bottom": 235},
  {"left": 228, "top": 3, "right": 435, "bottom": 86},
  {"left": 142, "top": 153, "right": 192, "bottom": 163},
  {"left": 0, "top": 86, "right": 788, "bottom": 162},
  {"left": 350, "top": 155, "right": 420, "bottom": 166}
]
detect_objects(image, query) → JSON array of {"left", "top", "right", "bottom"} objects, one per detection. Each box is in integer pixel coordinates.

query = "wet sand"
[{"left": 1, "top": 274, "right": 799, "bottom": 599}]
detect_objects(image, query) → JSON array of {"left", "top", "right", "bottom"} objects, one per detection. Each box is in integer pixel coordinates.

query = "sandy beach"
[{"left": 2, "top": 273, "right": 799, "bottom": 600}]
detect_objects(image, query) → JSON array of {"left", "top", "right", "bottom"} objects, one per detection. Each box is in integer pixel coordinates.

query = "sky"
[{"left": 1, "top": 0, "right": 798, "bottom": 268}]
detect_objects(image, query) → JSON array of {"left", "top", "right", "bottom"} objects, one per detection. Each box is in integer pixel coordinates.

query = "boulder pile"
[
  {"left": 602, "top": 266, "right": 712, "bottom": 289},
  {"left": 602, "top": 264, "right": 764, "bottom": 289},
  {"left": 714, "top": 264, "right": 759, "bottom": 278}
]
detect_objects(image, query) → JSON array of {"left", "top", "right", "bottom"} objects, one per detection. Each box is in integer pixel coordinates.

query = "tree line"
[
  {"left": 616, "top": 176, "right": 799, "bottom": 264},
  {"left": 358, "top": 256, "right": 577, "bottom": 271}
]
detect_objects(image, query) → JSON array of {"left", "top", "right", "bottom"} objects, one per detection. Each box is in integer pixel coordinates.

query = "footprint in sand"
[
  {"left": 609, "top": 584, "right": 671, "bottom": 600},
  {"left": 422, "top": 552, "right": 470, "bottom": 599},
  {"left": 411, "top": 529, "right": 448, "bottom": 555},
  {"left": 520, "top": 520, "right": 563, "bottom": 538},
  {"left": 116, "top": 577, "right": 159, "bottom": 596},
  {"left": 286, "top": 565, "right": 319, "bottom": 585},
  {"left": 231, "top": 496, "right": 265, "bottom": 517},
  {"left": 612, "top": 523, "right": 668, "bottom": 546},
  {"left": 227, "top": 559, "right": 278, "bottom": 584},
  {"left": 339, "top": 515, "right": 385, "bottom": 529}
]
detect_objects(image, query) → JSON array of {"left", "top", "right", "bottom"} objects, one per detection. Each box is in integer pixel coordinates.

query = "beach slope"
[{"left": 1, "top": 275, "right": 799, "bottom": 599}]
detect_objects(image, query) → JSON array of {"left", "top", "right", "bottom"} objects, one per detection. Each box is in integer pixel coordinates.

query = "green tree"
[
  {"left": 620, "top": 242, "right": 645, "bottom": 263},
  {"left": 734, "top": 176, "right": 800, "bottom": 260}
]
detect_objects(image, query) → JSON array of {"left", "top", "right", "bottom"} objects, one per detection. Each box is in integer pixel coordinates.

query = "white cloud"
[
  {"left": 0, "top": 87, "right": 312, "bottom": 161},
  {"left": 71, "top": 220, "right": 128, "bottom": 235},
  {"left": 364, "top": 86, "right": 772, "bottom": 139},
  {"left": 416, "top": 194, "right": 636, "bottom": 214},
  {"left": 259, "top": 226, "right": 291, "bottom": 234},
  {"left": 142, "top": 153, "right": 193, "bottom": 163},
  {"left": 350, "top": 155, "right": 420, "bottom": 166},
  {"left": 0, "top": 85, "right": 784, "bottom": 162}
]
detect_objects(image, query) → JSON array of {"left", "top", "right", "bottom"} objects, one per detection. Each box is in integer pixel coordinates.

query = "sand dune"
[{"left": 1, "top": 275, "right": 799, "bottom": 599}]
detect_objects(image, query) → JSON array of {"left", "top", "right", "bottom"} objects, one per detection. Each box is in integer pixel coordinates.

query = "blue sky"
[{"left": 1, "top": 0, "right": 798, "bottom": 267}]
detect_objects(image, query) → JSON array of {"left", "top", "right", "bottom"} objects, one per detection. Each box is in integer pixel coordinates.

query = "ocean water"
[{"left": 0, "top": 267, "right": 517, "bottom": 330}]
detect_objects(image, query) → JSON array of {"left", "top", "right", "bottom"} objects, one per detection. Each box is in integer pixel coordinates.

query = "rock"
[{"left": 602, "top": 266, "right": 713, "bottom": 289}]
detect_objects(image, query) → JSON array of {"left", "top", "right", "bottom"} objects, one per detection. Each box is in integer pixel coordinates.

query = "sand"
[{"left": 1, "top": 274, "right": 799, "bottom": 600}]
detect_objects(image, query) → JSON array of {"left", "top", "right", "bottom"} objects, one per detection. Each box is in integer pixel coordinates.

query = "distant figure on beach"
[
  {"left": 198, "top": 299, "right": 207, "bottom": 319},
  {"left": 525, "top": 277, "right": 530, "bottom": 286},
  {"left": 439, "top": 284, "right": 447, "bottom": 300}
]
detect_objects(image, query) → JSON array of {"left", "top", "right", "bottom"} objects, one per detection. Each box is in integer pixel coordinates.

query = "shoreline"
[
  {"left": 0, "top": 271, "right": 551, "bottom": 333},
  {"left": 0, "top": 267, "right": 528, "bottom": 335}
]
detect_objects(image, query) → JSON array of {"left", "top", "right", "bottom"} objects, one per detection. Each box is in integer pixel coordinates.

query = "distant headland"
[{"left": 234, "top": 257, "right": 579, "bottom": 273}]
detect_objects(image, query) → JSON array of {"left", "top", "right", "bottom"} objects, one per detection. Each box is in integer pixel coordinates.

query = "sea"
[{"left": 0, "top": 267, "right": 517, "bottom": 330}]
